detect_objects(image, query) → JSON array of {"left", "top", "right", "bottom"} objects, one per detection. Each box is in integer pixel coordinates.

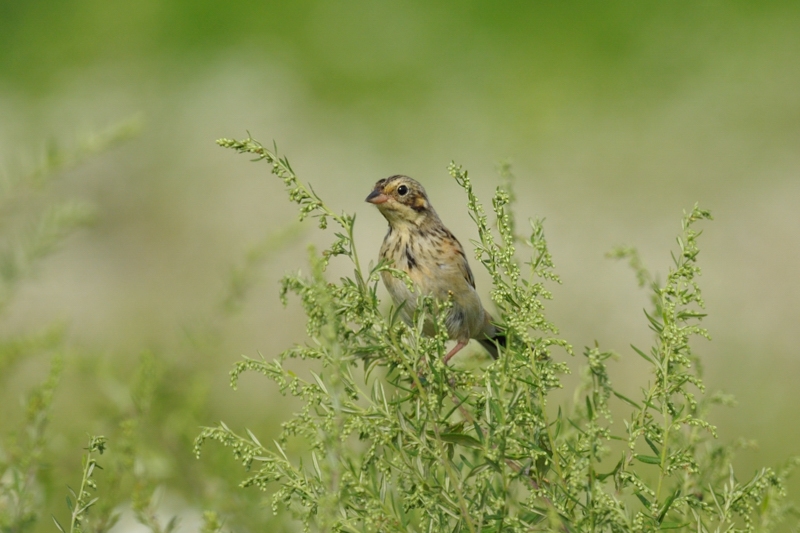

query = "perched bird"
[{"left": 365, "top": 175, "right": 504, "bottom": 363}]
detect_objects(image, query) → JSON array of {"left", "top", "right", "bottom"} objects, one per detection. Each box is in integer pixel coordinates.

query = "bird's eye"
[{"left": 397, "top": 185, "right": 408, "bottom": 196}]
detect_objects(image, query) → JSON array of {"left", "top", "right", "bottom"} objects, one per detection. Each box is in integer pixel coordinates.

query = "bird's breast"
[{"left": 379, "top": 227, "right": 486, "bottom": 341}]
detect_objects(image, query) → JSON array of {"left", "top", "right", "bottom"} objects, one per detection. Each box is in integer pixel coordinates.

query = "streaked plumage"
[{"left": 365, "top": 175, "right": 504, "bottom": 363}]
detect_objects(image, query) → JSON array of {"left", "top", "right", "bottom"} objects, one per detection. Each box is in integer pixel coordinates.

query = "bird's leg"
[{"left": 443, "top": 340, "right": 468, "bottom": 365}]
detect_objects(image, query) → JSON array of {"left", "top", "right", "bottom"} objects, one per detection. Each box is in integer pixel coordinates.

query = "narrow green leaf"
[
  {"left": 645, "top": 436, "right": 661, "bottom": 456},
  {"left": 77, "top": 497, "right": 99, "bottom": 514},
  {"left": 643, "top": 309, "right": 663, "bottom": 333},
  {"left": 566, "top": 417, "right": 587, "bottom": 435},
  {"left": 612, "top": 390, "right": 641, "bottom": 409},
  {"left": 364, "top": 356, "right": 383, "bottom": 380},
  {"left": 630, "top": 344, "right": 654, "bottom": 364},
  {"left": 657, "top": 489, "right": 681, "bottom": 523},
  {"left": 473, "top": 421, "right": 485, "bottom": 443},
  {"left": 489, "top": 398, "right": 503, "bottom": 423},
  {"left": 636, "top": 454, "right": 661, "bottom": 465},
  {"left": 553, "top": 407, "right": 563, "bottom": 438},
  {"left": 389, "top": 301, "right": 408, "bottom": 326},
  {"left": 466, "top": 462, "right": 493, "bottom": 480},
  {"left": 309, "top": 370, "right": 328, "bottom": 394},
  {"left": 676, "top": 310, "right": 707, "bottom": 320},
  {"left": 273, "top": 440, "right": 289, "bottom": 461},
  {"left": 659, "top": 521, "right": 689, "bottom": 530},
  {"left": 52, "top": 516, "right": 66, "bottom": 533},
  {"left": 246, "top": 428, "right": 264, "bottom": 449},
  {"left": 438, "top": 433, "right": 482, "bottom": 449},
  {"left": 635, "top": 492, "right": 651, "bottom": 509},
  {"left": 443, "top": 392, "right": 470, "bottom": 421},
  {"left": 311, "top": 451, "right": 322, "bottom": 479},
  {"left": 596, "top": 456, "right": 624, "bottom": 481}
]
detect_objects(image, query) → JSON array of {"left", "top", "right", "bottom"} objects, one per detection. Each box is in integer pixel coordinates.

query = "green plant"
[
  {"left": 0, "top": 120, "right": 220, "bottom": 533},
  {"left": 0, "top": 356, "right": 63, "bottom": 533},
  {"left": 1, "top": 122, "right": 295, "bottom": 533},
  {"left": 0, "top": 121, "right": 140, "bottom": 533},
  {"left": 52, "top": 436, "right": 107, "bottom": 533},
  {"left": 199, "top": 135, "right": 795, "bottom": 532}
]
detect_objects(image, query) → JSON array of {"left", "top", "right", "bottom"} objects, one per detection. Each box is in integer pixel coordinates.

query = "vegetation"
[
  {"left": 1, "top": 130, "right": 796, "bottom": 532},
  {"left": 2, "top": 3, "right": 799, "bottom": 531},
  {"left": 192, "top": 137, "right": 798, "bottom": 532}
]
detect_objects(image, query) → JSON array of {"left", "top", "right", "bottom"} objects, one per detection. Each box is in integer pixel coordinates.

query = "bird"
[{"left": 365, "top": 175, "right": 505, "bottom": 364}]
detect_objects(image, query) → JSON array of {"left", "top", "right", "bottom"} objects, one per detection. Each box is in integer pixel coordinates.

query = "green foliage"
[
  {"left": 1, "top": 124, "right": 287, "bottom": 533},
  {"left": 0, "top": 356, "right": 63, "bottom": 533},
  {"left": 0, "top": 122, "right": 138, "bottom": 533},
  {"left": 221, "top": 222, "right": 305, "bottom": 315},
  {"left": 0, "top": 122, "right": 203, "bottom": 533},
  {"left": 1, "top": 127, "right": 795, "bottom": 532},
  {"left": 52, "top": 436, "right": 107, "bottom": 533},
  {"left": 197, "top": 136, "right": 798, "bottom": 532},
  {"left": 0, "top": 118, "right": 141, "bottom": 312}
]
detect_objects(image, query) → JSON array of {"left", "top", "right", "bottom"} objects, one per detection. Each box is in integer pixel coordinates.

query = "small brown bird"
[{"left": 366, "top": 175, "right": 504, "bottom": 363}]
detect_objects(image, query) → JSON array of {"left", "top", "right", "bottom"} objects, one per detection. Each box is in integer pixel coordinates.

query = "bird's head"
[{"left": 365, "top": 175, "right": 435, "bottom": 227}]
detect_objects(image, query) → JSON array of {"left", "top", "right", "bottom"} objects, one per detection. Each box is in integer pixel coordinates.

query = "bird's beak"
[{"left": 365, "top": 189, "right": 389, "bottom": 204}]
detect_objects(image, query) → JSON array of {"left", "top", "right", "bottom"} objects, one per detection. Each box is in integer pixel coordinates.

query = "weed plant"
[
  {"left": 196, "top": 136, "right": 798, "bottom": 532},
  {"left": 0, "top": 123, "right": 134, "bottom": 533},
  {"left": 0, "top": 122, "right": 228, "bottom": 533},
  {"left": 1, "top": 129, "right": 795, "bottom": 533}
]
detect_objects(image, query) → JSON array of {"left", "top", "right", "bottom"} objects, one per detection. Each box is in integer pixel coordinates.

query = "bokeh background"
[{"left": 1, "top": 0, "right": 799, "bottom": 530}]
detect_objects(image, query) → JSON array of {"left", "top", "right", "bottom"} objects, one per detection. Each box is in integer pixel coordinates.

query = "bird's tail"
[
  {"left": 479, "top": 313, "right": 506, "bottom": 359},
  {"left": 478, "top": 331, "right": 506, "bottom": 360}
]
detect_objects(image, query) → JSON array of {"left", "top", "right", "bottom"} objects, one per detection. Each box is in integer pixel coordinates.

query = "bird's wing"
[{"left": 455, "top": 246, "right": 476, "bottom": 289}]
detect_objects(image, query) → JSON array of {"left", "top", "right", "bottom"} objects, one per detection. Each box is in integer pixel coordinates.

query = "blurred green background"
[{"left": 1, "top": 0, "right": 799, "bottom": 529}]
